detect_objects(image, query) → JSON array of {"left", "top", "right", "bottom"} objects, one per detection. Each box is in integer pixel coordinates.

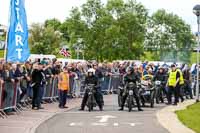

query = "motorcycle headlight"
[
  {"left": 129, "top": 90, "right": 134, "bottom": 95},
  {"left": 155, "top": 81, "right": 161, "bottom": 85}
]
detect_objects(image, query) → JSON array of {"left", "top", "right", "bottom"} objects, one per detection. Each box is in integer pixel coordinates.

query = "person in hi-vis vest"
[
  {"left": 166, "top": 64, "right": 181, "bottom": 105},
  {"left": 58, "top": 66, "right": 70, "bottom": 109}
]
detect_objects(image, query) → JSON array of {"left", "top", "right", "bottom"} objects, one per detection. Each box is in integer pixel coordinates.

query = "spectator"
[
  {"left": 58, "top": 66, "right": 70, "bottom": 109},
  {"left": 31, "top": 63, "right": 44, "bottom": 110}
]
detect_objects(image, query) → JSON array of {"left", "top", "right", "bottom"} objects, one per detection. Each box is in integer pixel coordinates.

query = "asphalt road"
[{"left": 35, "top": 95, "right": 169, "bottom": 133}]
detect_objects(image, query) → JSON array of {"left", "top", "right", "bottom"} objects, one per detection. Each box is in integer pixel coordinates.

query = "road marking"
[
  {"left": 123, "top": 122, "right": 143, "bottom": 127},
  {"left": 130, "top": 123, "right": 135, "bottom": 127},
  {"left": 113, "top": 123, "right": 119, "bottom": 127},
  {"left": 95, "top": 115, "right": 117, "bottom": 123},
  {"left": 68, "top": 122, "right": 142, "bottom": 127},
  {"left": 69, "top": 122, "right": 83, "bottom": 126},
  {"left": 91, "top": 123, "right": 108, "bottom": 126},
  {"left": 69, "top": 123, "right": 75, "bottom": 126}
]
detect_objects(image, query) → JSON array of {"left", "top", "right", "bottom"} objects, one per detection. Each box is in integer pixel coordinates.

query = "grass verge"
[{"left": 176, "top": 102, "right": 200, "bottom": 133}]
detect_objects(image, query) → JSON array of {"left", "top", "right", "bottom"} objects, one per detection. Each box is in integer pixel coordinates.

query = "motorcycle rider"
[
  {"left": 79, "top": 68, "right": 103, "bottom": 111},
  {"left": 119, "top": 67, "right": 143, "bottom": 111},
  {"left": 153, "top": 66, "right": 167, "bottom": 103}
]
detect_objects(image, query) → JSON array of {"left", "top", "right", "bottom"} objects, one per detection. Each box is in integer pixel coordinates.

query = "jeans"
[
  {"left": 59, "top": 90, "right": 68, "bottom": 107},
  {"left": 39, "top": 85, "right": 45, "bottom": 106},
  {"left": 27, "top": 84, "right": 33, "bottom": 98},
  {"left": 32, "top": 84, "right": 40, "bottom": 108}
]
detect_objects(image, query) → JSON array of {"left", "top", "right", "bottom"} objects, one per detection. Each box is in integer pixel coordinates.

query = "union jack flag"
[{"left": 59, "top": 48, "right": 71, "bottom": 57}]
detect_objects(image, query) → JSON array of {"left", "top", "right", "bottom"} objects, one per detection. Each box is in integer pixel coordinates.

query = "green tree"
[
  {"left": 63, "top": 0, "right": 148, "bottom": 61},
  {"left": 145, "top": 9, "right": 194, "bottom": 62},
  {"left": 44, "top": 18, "right": 61, "bottom": 31},
  {"left": 29, "top": 23, "right": 62, "bottom": 55},
  {"left": 61, "top": 7, "right": 88, "bottom": 59}
]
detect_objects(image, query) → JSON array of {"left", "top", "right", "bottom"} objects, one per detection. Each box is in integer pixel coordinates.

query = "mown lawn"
[{"left": 176, "top": 102, "right": 200, "bottom": 133}]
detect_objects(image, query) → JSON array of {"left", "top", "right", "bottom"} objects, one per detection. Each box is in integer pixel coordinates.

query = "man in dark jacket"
[
  {"left": 183, "top": 67, "right": 193, "bottom": 99},
  {"left": 31, "top": 63, "right": 45, "bottom": 110},
  {"left": 153, "top": 67, "right": 167, "bottom": 103},
  {"left": 119, "top": 67, "right": 143, "bottom": 111}
]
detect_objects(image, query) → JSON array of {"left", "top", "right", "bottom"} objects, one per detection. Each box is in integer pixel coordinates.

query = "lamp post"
[{"left": 193, "top": 5, "right": 200, "bottom": 102}]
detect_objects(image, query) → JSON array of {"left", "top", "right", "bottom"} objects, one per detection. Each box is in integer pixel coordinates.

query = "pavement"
[
  {"left": 0, "top": 98, "right": 81, "bottom": 133},
  {"left": 157, "top": 99, "right": 196, "bottom": 133},
  {"left": 35, "top": 95, "right": 169, "bottom": 133}
]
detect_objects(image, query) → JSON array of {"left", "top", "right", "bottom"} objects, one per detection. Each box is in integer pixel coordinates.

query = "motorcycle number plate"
[
  {"left": 144, "top": 91, "right": 150, "bottom": 95},
  {"left": 155, "top": 81, "right": 161, "bottom": 85},
  {"left": 129, "top": 90, "right": 134, "bottom": 95}
]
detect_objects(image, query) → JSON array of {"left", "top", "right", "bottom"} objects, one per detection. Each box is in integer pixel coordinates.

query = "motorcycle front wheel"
[
  {"left": 88, "top": 95, "right": 93, "bottom": 112},
  {"left": 128, "top": 95, "right": 133, "bottom": 112}
]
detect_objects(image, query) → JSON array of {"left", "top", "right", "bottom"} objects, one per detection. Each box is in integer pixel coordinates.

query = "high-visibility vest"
[
  {"left": 58, "top": 72, "right": 69, "bottom": 91},
  {"left": 177, "top": 69, "right": 184, "bottom": 85},
  {"left": 168, "top": 70, "right": 178, "bottom": 86}
]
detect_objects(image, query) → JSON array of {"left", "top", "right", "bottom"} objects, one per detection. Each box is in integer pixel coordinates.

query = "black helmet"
[
  {"left": 158, "top": 66, "right": 164, "bottom": 70},
  {"left": 128, "top": 66, "right": 134, "bottom": 73}
]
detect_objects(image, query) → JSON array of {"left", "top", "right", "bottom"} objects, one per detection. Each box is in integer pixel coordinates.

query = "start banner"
[{"left": 7, "top": 0, "right": 30, "bottom": 63}]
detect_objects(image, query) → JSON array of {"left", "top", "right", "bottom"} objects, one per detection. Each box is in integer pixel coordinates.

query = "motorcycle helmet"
[
  {"left": 127, "top": 66, "right": 134, "bottom": 73},
  {"left": 87, "top": 68, "right": 95, "bottom": 75},
  {"left": 158, "top": 66, "right": 164, "bottom": 70}
]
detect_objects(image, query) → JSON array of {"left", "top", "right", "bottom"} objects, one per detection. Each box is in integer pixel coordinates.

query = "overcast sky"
[{"left": 0, "top": 0, "right": 199, "bottom": 31}]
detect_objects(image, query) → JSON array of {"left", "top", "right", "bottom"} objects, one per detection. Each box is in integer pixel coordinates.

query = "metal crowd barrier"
[
  {"left": 51, "top": 77, "right": 59, "bottom": 101},
  {"left": 0, "top": 82, "right": 4, "bottom": 118},
  {"left": 191, "top": 75, "right": 200, "bottom": 99},
  {"left": 43, "top": 76, "right": 59, "bottom": 102},
  {"left": 0, "top": 82, "right": 19, "bottom": 118},
  {"left": 108, "top": 74, "right": 123, "bottom": 93},
  {"left": 43, "top": 78, "right": 53, "bottom": 100},
  {"left": 101, "top": 75, "right": 110, "bottom": 94},
  {"left": 99, "top": 74, "right": 123, "bottom": 94},
  {"left": 69, "top": 75, "right": 74, "bottom": 97},
  {"left": 70, "top": 74, "right": 86, "bottom": 98},
  {"left": 80, "top": 75, "right": 86, "bottom": 97}
]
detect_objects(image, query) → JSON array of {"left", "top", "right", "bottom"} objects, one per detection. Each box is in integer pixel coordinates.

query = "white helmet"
[{"left": 87, "top": 68, "right": 95, "bottom": 75}]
